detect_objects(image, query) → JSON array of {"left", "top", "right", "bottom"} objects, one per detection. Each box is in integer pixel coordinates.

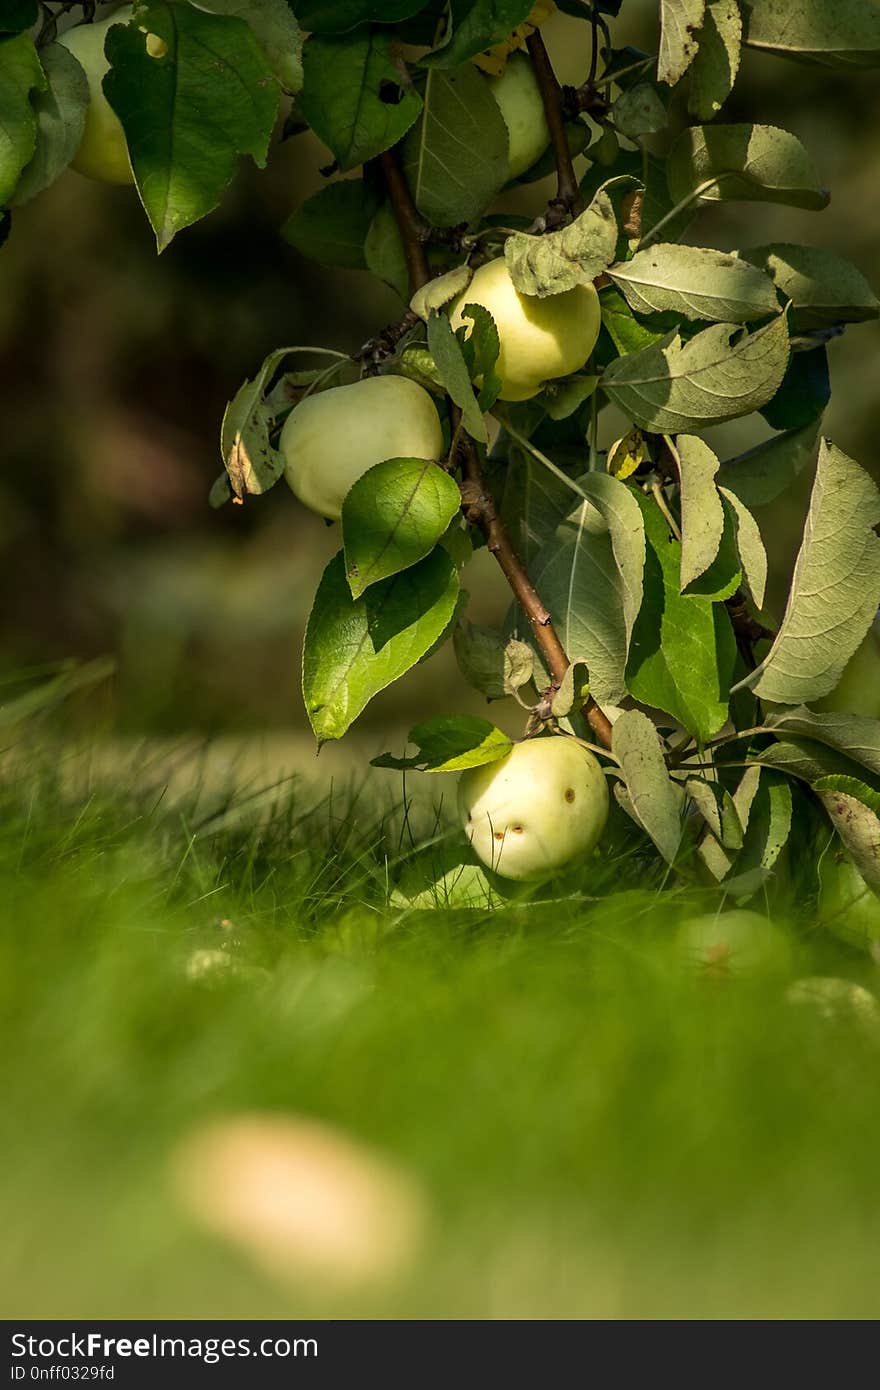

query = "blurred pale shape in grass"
[
  {"left": 170, "top": 1113, "right": 428, "bottom": 1288},
  {"left": 184, "top": 948, "right": 268, "bottom": 984},
  {"left": 786, "top": 976, "right": 880, "bottom": 1036}
]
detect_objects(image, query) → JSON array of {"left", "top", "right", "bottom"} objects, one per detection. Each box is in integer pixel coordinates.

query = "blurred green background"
[{"left": 2, "top": 1, "right": 878, "bottom": 749}]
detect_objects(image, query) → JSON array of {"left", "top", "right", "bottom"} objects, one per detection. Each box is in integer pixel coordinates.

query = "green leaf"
[
  {"left": 739, "top": 768, "right": 792, "bottom": 874},
  {"left": 0, "top": 33, "right": 45, "bottom": 206},
  {"left": 282, "top": 179, "right": 378, "bottom": 270},
  {"left": 222, "top": 349, "right": 289, "bottom": 499},
  {"left": 676, "top": 435, "right": 725, "bottom": 592},
  {"left": 764, "top": 708, "right": 880, "bottom": 780},
  {"left": 719, "top": 487, "right": 767, "bottom": 608},
  {"left": 390, "top": 841, "right": 502, "bottom": 910},
  {"left": 689, "top": 0, "right": 742, "bottom": 120},
  {"left": 453, "top": 621, "right": 508, "bottom": 701},
  {"left": 342, "top": 458, "right": 461, "bottom": 597},
  {"left": 691, "top": 765, "right": 751, "bottom": 877},
  {"left": 609, "top": 244, "right": 778, "bottom": 323},
  {"left": 600, "top": 287, "right": 666, "bottom": 358},
  {"left": 760, "top": 345, "right": 828, "bottom": 432},
  {"left": 736, "top": 441, "right": 880, "bottom": 704},
  {"left": 703, "top": 765, "right": 792, "bottom": 882},
  {"left": 300, "top": 29, "right": 422, "bottom": 172},
  {"left": 401, "top": 63, "right": 508, "bottom": 227},
  {"left": 374, "top": 714, "right": 513, "bottom": 773},
  {"left": 612, "top": 709, "right": 682, "bottom": 863},
  {"left": 814, "top": 777, "right": 880, "bottom": 891},
  {"left": 12, "top": 41, "right": 88, "bottom": 205},
  {"left": 427, "top": 311, "right": 486, "bottom": 443},
  {"left": 364, "top": 201, "right": 409, "bottom": 300},
  {"left": 602, "top": 313, "right": 790, "bottom": 433},
  {"left": 716, "top": 422, "right": 819, "bottom": 508},
  {"left": 754, "top": 736, "right": 880, "bottom": 793},
  {"left": 503, "top": 637, "right": 535, "bottom": 695},
  {"left": 221, "top": 346, "right": 348, "bottom": 499},
  {"left": 742, "top": 0, "right": 880, "bottom": 68},
  {"left": 0, "top": 1, "right": 38, "bottom": 35},
  {"left": 294, "top": 2, "right": 429, "bottom": 34},
  {"left": 492, "top": 443, "right": 580, "bottom": 565},
  {"left": 667, "top": 122, "right": 830, "bottom": 211},
  {"left": 411, "top": 264, "right": 472, "bottom": 321},
  {"left": 687, "top": 773, "right": 744, "bottom": 850},
  {"left": 505, "top": 189, "right": 618, "bottom": 298},
  {"left": 302, "top": 548, "right": 459, "bottom": 743},
  {"left": 613, "top": 82, "right": 668, "bottom": 137},
  {"left": 584, "top": 151, "right": 693, "bottom": 245},
  {"left": 657, "top": 0, "right": 706, "bottom": 85},
  {"left": 547, "top": 661, "right": 588, "bottom": 718},
  {"left": 740, "top": 243, "right": 880, "bottom": 329},
  {"left": 422, "top": 0, "right": 534, "bottom": 68},
  {"left": 457, "top": 302, "right": 502, "bottom": 410},
  {"left": 542, "top": 374, "right": 599, "bottom": 420},
  {"left": 106, "top": 3, "right": 279, "bottom": 250},
  {"left": 529, "top": 473, "right": 646, "bottom": 706},
  {"left": 627, "top": 490, "right": 737, "bottom": 740},
  {"left": 683, "top": 502, "right": 742, "bottom": 602},
  {"left": 197, "top": 0, "right": 303, "bottom": 93}
]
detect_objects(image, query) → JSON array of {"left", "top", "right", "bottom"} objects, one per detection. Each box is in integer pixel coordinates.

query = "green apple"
[
  {"left": 487, "top": 53, "right": 551, "bottom": 180},
  {"left": 449, "top": 258, "right": 601, "bottom": 402},
  {"left": 281, "top": 375, "right": 444, "bottom": 521},
  {"left": 58, "top": 7, "right": 135, "bottom": 185},
  {"left": 677, "top": 910, "right": 792, "bottom": 978},
  {"left": 818, "top": 849, "right": 880, "bottom": 950},
  {"left": 816, "top": 613, "right": 880, "bottom": 719},
  {"left": 458, "top": 736, "right": 609, "bottom": 881}
]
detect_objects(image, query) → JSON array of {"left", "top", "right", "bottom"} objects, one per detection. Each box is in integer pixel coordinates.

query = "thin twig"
[
  {"left": 379, "top": 149, "right": 613, "bottom": 748},
  {"left": 526, "top": 30, "right": 583, "bottom": 226},
  {"left": 378, "top": 149, "right": 430, "bottom": 291},
  {"left": 638, "top": 176, "right": 721, "bottom": 248}
]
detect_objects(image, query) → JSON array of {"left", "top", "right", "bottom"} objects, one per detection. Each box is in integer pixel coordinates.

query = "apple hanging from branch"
[
  {"left": 282, "top": 375, "right": 444, "bottom": 521},
  {"left": 450, "top": 258, "right": 601, "bottom": 401},
  {"left": 458, "top": 737, "right": 609, "bottom": 881}
]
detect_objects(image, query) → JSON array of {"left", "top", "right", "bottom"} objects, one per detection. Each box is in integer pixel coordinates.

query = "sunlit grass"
[{"left": 1, "top": 729, "right": 879, "bottom": 1319}]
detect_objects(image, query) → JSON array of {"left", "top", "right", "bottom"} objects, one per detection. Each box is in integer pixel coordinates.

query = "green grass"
[{"left": 1, "top": 734, "right": 879, "bottom": 1320}]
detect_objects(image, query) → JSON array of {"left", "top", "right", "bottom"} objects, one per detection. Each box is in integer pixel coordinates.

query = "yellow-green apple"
[
  {"left": 58, "top": 7, "right": 134, "bottom": 185},
  {"left": 487, "top": 53, "right": 551, "bottom": 179},
  {"left": 282, "top": 375, "right": 444, "bottom": 521},
  {"left": 449, "top": 258, "right": 601, "bottom": 401},
  {"left": 458, "top": 736, "right": 608, "bottom": 880}
]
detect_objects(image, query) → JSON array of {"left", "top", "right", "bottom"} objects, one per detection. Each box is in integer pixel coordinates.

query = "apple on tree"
[
  {"left": 57, "top": 7, "right": 135, "bottom": 186},
  {"left": 458, "top": 737, "right": 609, "bottom": 881},
  {"left": 450, "top": 258, "right": 601, "bottom": 401},
  {"left": 282, "top": 374, "right": 444, "bottom": 520},
  {"left": 486, "top": 53, "right": 551, "bottom": 180}
]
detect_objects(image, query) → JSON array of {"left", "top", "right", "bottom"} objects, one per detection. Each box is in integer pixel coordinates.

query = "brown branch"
[
  {"left": 380, "top": 146, "right": 613, "bottom": 750},
  {"left": 378, "top": 149, "right": 430, "bottom": 292},
  {"left": 456, "top": 426, "right": 612, "bottom": 749},
  {"left": 526, "top": 30, "right": 583, "bottom": 227}
]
